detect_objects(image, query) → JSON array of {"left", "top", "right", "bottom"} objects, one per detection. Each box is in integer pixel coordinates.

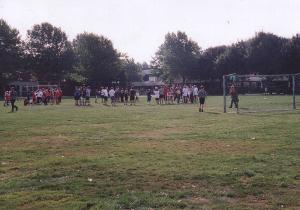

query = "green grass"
[{"left": 0, "top": 96, "right": 299, "bottom": 209}]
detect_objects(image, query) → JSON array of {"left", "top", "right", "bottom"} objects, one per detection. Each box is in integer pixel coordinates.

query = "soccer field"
[{"left": 0, "top": 96, "right": 299, "bottom": 209}]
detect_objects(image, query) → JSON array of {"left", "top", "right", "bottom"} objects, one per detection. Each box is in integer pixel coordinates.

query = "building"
[{"left": 132, "top": 69, "right": 165, "bottom": 90}]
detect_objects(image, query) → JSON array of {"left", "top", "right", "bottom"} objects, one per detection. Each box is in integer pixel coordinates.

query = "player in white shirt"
[
  {"left": 193, "top": 85, "right": 199, "bottom": 103},
  {"left": 109, "top": 87, "right": 116, "bottom": 106},
  {"left": 182, "top": 86, "right": 189, "bottom": 103},
  {"left": 153, "top": 87, "right": 160, "bottom": 105},
  {"left": 102, "top": 87, "right": 108, "bottom": 105}
]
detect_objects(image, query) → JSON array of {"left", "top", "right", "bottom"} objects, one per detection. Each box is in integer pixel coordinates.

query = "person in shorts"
[
  {"left": 109, "top": 87, "right": 116, "bottom": 106},
  {"left": 85, "top": 86, "right": 91, "bottom": 106},
  {"left": 198, "top": 85, "right": 207, "bottom": 112},
  {"left": 146, "top": 89, "right": 152, "bottom": 104},
  {"left": 229, "top": 84, "right": 239, "bottom": 109},
  {"left": 129, "top": 87, "right": 136, "bottom": 105},
  {"left": 103, "top": 87, "right": 108, "bottom": 105},
  {"left": 74, "top": 86, "right": 81, "bottom": 106},
  {"left": 4, "top": 90, "right": 11, "bottom": 107},
  {"left": 124, "top": 89, "right": 129, "bottom": 105},
  {"left": 10, "top": 86, "right": 18, "bottom": 112},
  {"left": 153, "top": 87, "right": 160, "bottom": 105}
]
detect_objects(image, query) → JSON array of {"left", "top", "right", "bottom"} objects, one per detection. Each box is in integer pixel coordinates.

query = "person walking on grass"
[
  {"left": 10, "top": 87, "right": 18, "bottom": 112},
  {"left": 198, "top": 85, "right": 207, "bottom": 112},
  {"left": 229, "top": 84, "right": 239, "bottom": 109}
]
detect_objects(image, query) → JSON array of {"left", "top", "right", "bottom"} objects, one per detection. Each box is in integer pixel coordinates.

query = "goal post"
[{"left": 223, "top": 73, "right": 300, "bottom": 113}]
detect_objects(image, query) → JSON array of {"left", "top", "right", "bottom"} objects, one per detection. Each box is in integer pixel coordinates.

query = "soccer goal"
[{"left": 222, "top": 73, "right": 300, "bottom": 113}]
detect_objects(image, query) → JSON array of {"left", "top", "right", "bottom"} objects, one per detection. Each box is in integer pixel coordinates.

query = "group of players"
[
  {"left": 3, "top": 83, "right": 238, "bottom": 113},
  {"left": 24, "top": 88, "right": 63, "bottom": 106},
  {"left": 3, "top": 87, "right": 63, "bottom": 112},
  {"left": 74, "top": 84, "right": 212, "bottom": 112},
  {"left": 74, "top": 86, "right": 139, "bottom": 106}
]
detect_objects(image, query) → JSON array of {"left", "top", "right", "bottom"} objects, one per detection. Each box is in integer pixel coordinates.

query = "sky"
[{"left": 1, "top": 0, "right": 300, "bottom": 62}]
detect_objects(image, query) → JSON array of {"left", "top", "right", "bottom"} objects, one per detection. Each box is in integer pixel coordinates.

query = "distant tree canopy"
[
  {"left": 0, "top": 19, "right": 23, "bottom": 87},
  {"left": 152, "top": 31, "right": 299, "bottom": 82},
  {"left": 152, "top": 31, "right": 201, "bottom": 83},
  {"left": 72, "top": 32, "right": 121, "bottom": 85},
  {"left": 2, "top": 18, "right": 300, "bottom": 91},
  {"left": 25, "top": 22, "right": 74, "bottom": 83}
]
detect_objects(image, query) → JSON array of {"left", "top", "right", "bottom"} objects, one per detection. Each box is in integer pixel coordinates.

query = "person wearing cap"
[{"left": 198, "top": 85, "right": 207, "bottom": 112}]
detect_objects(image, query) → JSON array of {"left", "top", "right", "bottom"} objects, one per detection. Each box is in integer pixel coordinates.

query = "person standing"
[
  {"left": 124, "top": 88, "right": 129, "bottom": 105},
  {"left": 146, "top": 89, "right": 152, "bottom": 104},
  {"left": 153, "top": 87, "right": 160, "bottom": 105},
  {"left": 74, "top": 86, "right": 81, "bottom": 106},
  {"left": 193, "top": 85, "right": 199, "bottom": 103},
  {"left": 182, "top": 85, "right": 189, "bottom": 103},
  {"left": 129, "top": 87, "right": 136, "bottom": 105},
  {"left": 10, "top": 87, "right": 18, "bottom": 112},
  {"left": 198, "top": 85, "right": 207, "bottom": 112},
  {"left": 4, "top": 90, "right": 11, "bottom": 107},
  {"left": 103, "top": 87, "right": 109, "bottom": 105},
  {"left": 109, "top": 87, "right": 116, "bottom": 106},
  {"left": 229, "top": 84, "right": 239, "bottom": 109}
]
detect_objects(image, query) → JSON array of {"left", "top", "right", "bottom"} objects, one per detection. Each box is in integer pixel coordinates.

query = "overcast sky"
[{"left": 1, "top": 0, "right": 300, "bottom": 62}]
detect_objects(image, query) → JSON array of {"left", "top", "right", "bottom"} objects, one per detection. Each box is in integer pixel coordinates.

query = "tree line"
[
  {"left": 152, "top": 31, "right": 300, "bottom": 83},
  {"left": 1, "top": 18, "right": 300, "bottom": 91},
  {"left": 0, "top": 19, "right": 144, "bottom": 90}
]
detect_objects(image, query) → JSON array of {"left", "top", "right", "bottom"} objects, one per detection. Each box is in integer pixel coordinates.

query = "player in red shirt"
[{"left": 4, "top": 90, "right": 11, "bottom": 106}]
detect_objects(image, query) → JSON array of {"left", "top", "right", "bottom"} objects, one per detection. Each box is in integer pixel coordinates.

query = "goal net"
[{"left": 222, "top": 73, "right": 300, "bottom": 113}]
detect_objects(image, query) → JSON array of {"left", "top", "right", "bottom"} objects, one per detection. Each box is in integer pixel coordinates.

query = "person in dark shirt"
[
  {"left": 10, "top": 87, "right": 18, "bottom": 112},
  {"left": 129, "top": 88, "right": 136, "bottom": 106},
  {"left": 146, "top": 89, "right": 152, "bottom": 104}
]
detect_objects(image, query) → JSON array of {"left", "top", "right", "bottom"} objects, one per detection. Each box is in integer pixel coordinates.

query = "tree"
[
  {"left": 197, "top": 46, "right": 227, "bottom": 80},
  {"left": 0, "top": 19, "right": 23, "bottom": 87},
  {"left": 246, "top": 32, "right": 287, "bottom": 74},
  {"left": 26, "top": 22, "right": 74, "bottom": 83},
  {"left": 215, "top": 41, "right": 249, "bottom": 76},
  {"left": 283, "top": 34, "right": 300, "bottom": 74},
  {"left": 120, "top": 58, "right": 141, "bottom": 83},
  {"left": 72, "top": 32, "right": 121, "bottom": 85},
  {"left": 152, "top": 31, "right": 201, "bottom": 83}
]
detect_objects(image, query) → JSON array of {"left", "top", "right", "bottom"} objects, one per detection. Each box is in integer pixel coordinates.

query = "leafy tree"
[
  {"left": 197, "top": 46, "right": 227, "bottom": 80},
  {"left": 152, "top": 31, "right": 201, "bottom": 83},
  {"left": 0, "top": 19, "right": 23, "bottom": 87},
  {"left": 72, "top": 32, "right": 121, "bottom": 85},
  {"left": 26, "top": 22, "right": 74, "bottom": 82},
  {"left": 215, "top": 41, "right": 249, "bottom": 76},
  {"left": 120, "top": 58, "right": 141, "bottom": 83},
  {"left": 283, "top": 34, "right": 300, "bottom": 74},
  {"left": 246, "top": 32, "right": 287, "bottom": 74}
]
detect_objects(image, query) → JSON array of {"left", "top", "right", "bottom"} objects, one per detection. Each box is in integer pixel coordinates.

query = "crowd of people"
[
  {"left": 24, "top": 88, "right": 63, "bottom": 106},
  {"left": 74, "top": 86, "right": 139, "bottom": 106},
  {"left": 3, "top": 87, "right": 63, "bottom": 112},
  {"left": 2, "top": 83, "right": 239, "bottom": 113},
  {"left": 74, "top": 84, "right": 213, "bottom": 112}
]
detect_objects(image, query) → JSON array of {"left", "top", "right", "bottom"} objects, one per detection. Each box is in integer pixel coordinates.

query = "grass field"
[{"left": 0, "top": 96, "right": 299, "bottom": 210}]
